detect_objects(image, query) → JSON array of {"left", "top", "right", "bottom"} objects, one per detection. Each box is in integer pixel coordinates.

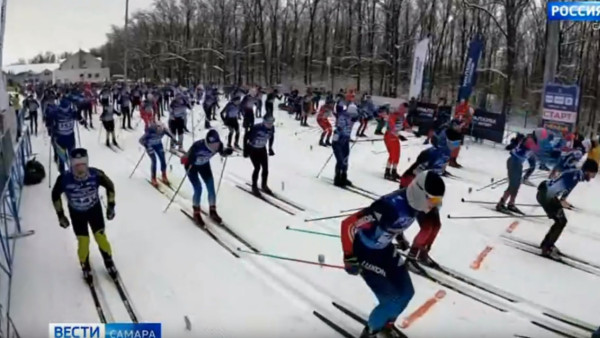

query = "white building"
[
  {"left": 3, "top": 63, "right": 60, "bottom": 85},
  {"left": 54, "top": 50, "right": 110, "bottom": 84}
]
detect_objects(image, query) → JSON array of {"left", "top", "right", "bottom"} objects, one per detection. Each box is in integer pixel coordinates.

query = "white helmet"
[{"left": 407, "top": 171, "right": 445, "bottom": 212}]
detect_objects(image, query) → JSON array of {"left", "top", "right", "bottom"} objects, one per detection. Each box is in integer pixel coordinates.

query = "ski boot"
[
  {"left": 417, "top": 250, "right": 440, "bottom": 269},
  {"left": 541, "top": 246, "right": 561, "bottom": 260},
  {"left": 234, "top": 143, "right": 242, "bottom": 150},
  {"left": 391, "top": 170, "right": 401, "bottom": 182},
  {"left": 81, "top": 261, "right": 93, "bottom": 284},
  {"left": 251, "top": 184, "right": 262, "bottom": 197},
  {"left": 506, "top": 204, "right": 524, "bottom": 215},
  {"left": 261, "top": 183, "right": 273, "bottom": 195},
  {"left": 178, "top": 144, "right": 184, "bottom": 152},
  {"left": 150, "top": 177, "right": 159, "bottom": 188},
  {"left": 495, "top": 201, "right": 508, "bottom": 213},
  {"left": 106, "top": 139, "right": 110, "bottom": 147},
  {"left": 161, "top": 172, "right": 170, "bottom": 186},
  {"left": 319, "top": 135, "right": 326, "bottom": 147},
  {"left": 448, "top": 158, "right": 462, "bottom": 168},
  {"left": 209, "top": 205, "right": 222, "bottom": 224},
  {"left": 333, "top": 170, "right": 344, "bottom": 187},
  {"left": 112, "top": 139, "right": 119, "bottom": 147},
  {"left": 325, "top": 136, "right": 332, "bottom": 147},
  {"left": 384, "top": 168, "right": 393, "bottom": 181},
  {"left": 341, "top": 171, "right": 353, "bottom": 187},
  {"left": 192, "top": 206, "right": 205, "bottom": 227},
  {"left": 104, "top": 257, "right": 119, "bottom": 280},
  {"left": 522, "top": 178, "right": 535, "bottom": 187}
]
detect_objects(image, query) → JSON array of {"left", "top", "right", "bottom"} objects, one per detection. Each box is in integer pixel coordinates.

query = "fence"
[{"left": 0, "top": 112, "right": 33, "bottom": 338}]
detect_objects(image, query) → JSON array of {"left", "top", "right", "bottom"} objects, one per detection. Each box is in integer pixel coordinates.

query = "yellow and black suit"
[{"left": 51, "top": 168, "right": 116, "bottom": 268}]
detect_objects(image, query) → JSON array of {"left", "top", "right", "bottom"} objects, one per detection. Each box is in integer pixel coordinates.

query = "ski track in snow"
[{"left": 9, "top": 99, "right": 600, "bottom": 337}]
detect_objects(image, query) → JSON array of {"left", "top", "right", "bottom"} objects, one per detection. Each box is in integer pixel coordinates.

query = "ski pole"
[
  {"left": 129, "top": 152, "right": 146, "bottom": 178},
  {"left": 460, "top": 198, "right": 539, "bottom": 207},
  {"left": 447, "top": 214, "right": 547, "bottom": 220},
  {"left": 476, "top": 177, "right": 508, "bottom": 192},
  {"left": 163, "top": 167, "right": 191, "bottom": 212},
  {"left": 191, "top": 111, "right": 195, "bottom": 141},
  {"left": 339, "top": 206, "right": 364, "bottom": 213},
  {"left": 48, "top": 140, "right": 52, "bottom": 188},
  {"left": 285, "top": 225, "right": 339, "bottom": 238},
  {"left": 304, "top": 212, "right": 354, "bottom": 222},
  {"left": 236, "top": 248, "right": 344, "bottom": 269},
  {"left": 315, "top": 152, "right": 334, "bottom": 178},
  {"left": 216, "top": 156, "right": 228, "bottom": 195},
  {"left": 75, "top": 121, "right": 82, "bottom": 147}
]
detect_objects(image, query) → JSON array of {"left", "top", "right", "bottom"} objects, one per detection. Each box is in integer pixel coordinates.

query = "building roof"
[{"left": 3, "top": 63, "right": 60, "bottom": 75}]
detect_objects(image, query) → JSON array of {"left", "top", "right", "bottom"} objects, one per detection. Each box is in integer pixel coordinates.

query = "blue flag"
[{"left": 457, "top": 35, "right": 484, "bottom": 103}]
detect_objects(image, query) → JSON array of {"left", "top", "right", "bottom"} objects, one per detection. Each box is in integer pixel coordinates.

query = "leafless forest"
[{"left": 23, "top": 0, "right": 600, "bottom": 131}]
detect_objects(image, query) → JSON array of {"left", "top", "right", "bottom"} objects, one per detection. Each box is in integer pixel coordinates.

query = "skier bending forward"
[{"left": 340, "top": 171, "right": 446, "bottom": 338}]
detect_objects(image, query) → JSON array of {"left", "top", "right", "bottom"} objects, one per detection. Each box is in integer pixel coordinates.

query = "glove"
[
  {"left": 269, "top": 148, "right": 275, "bottom": 156},
  {"left": 395, "top": 234, "right": 410, "bottom": 251},
  {"left": 106, "top": 205, "right": 115, "bottom": 220},
  {"left": 222, "top": 147, "right": 234, "bottom": 156},
  {"left": 343, "top": 255, "right": 361, "bottom": 275},
  {"left": 58, "top": 213, "right": 70, "bottom": 228},
  {"left": 180, "top": 156, "right": 189, "bottom": 166},
  {"left": 398, "top": 135, "right": 407, "bottom": 141},
  {"left": 560, "top": 199, "right": 574, "bottom": 209},
  {"left": 243, "top": 148, "right": 249, "bottom": 158}
]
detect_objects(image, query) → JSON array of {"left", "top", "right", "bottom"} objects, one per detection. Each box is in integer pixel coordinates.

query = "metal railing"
[{"left": 0, "top": 114, "right": 33, "bottom": 338}]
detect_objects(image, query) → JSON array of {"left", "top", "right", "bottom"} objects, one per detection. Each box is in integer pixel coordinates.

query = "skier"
[
  {"left": 139, "top": 120, "right": 178, "bottom": 187},
  {"left": 383, "top": 103, "right": 408, "bottom": 181},
  {"left": 449, "top": 100, "right": 473, "bottom": 168},
  {"left": 332, "top": 96, "right": 359, "bottom": 187},
  {"left": 399, "top": 127, "right": 463, "bottom": 188},
  {"left": 80, "top": 88, "right": 95, "bottom": 128},
  {"left": 118, "top": 87, "right": 133, "bottom": 129},
  {"left": 140, "top": 97, "right": 155, "bottom": 128},
  {"left": 548, "top": 142, "right": 586, "bottom": 179},
  {"left": 220, "top": 96, "right": 242, "bottom": 149},
  {"left": 536, "top": 159, "right": 598, "bottom": 259},
  {"left": 180, "top": 129, "right": 234, "bottom": 226},
  {"left": 496, "top": 128, "right": 548, "bottom": 215},
  {"left": 51, "top": 148, "right": 117, "bottom": 283},
  {"left": 264, "top": 88, "right": 282, "bottom": 118},
  {"left": 242, "top": 92, "right": 257, "bottom": 134},
  {"left": 300, "top": 88, "right": 313, "bottom": 126},
  {"left": 100, "top": 102, "right": 121, "bottom": 147},
  {"left": 45, "top": 97, "right": 81, "bottom": 174},
  {"left": 169, "top": 92, "right": 191, "bottom": 151},
  {"left": 316, "top": 98, "right": 335, "bottom": 147},
  {"left": 243, "top": 115, "right": 275, "bottom": 196},
  {"left": 373, "top": 104, "right": 390, "bottom": 135},
  {"left": 203, "top": 85, "right": 219, "bottom": 121},
  {"left": 356, "top": 94, "right": 375, "bottom": 137},
  {"left": 23, "top": 95, "right": 40, "bottom": 135},
  {"left": 340, "top": 170, "right": 445, "bottom": 338}
]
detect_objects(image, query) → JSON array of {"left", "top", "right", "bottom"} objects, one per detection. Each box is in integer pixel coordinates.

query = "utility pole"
[
  {"left": 540, "top": 20, "right": 559, "bottom": 117},
  {"left": 124, "top": 0, "right": 130, "bottom": 81}
]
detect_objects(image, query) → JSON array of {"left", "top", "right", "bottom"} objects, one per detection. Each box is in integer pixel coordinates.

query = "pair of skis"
[
  {"left": 321, "top": 177, "right": 379, "bottom": 201},
  {"left": 314, "top": 302, "right": 408, "bottom": 338},
  {"left": 501, "top": 235, "right": 600, "bottom": 277},
  {"left": 235, "top": 184, "right": 297, "bottom": 216},
  {"left": 85, "top": 268, "right": 138, "bottom": 323}
]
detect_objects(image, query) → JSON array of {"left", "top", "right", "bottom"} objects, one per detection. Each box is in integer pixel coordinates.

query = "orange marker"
[
  {"left": 470, "top": 246, "right": 493, "bottom": 270},
  {"left": 505, "top": 221, "right": 519, "bottom": 233},
  {"left": 400, "top": 290, "right": 446, "bottom": 329}
]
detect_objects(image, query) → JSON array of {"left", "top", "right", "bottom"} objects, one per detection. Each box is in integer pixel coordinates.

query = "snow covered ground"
[{"left": 9, "top": 99, "right": 600, "bottom": 337}]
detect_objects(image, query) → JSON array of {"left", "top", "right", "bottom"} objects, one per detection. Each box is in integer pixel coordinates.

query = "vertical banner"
[
  {"left": 542, "top": 83, "right": 580, "bottom": 133},
  {"left": 408, "top": 38, "right": 429, "bottom": 99},
  {"left": 457, "top": 35, "right": 484, "bottom": 103}
]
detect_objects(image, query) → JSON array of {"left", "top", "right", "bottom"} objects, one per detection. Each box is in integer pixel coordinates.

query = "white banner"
[
  {"left": 543, "top": 109, "right": 577, "bottom": 124},
  {"left": 408, "top": 38, "right": 429, "bottom": 99}
]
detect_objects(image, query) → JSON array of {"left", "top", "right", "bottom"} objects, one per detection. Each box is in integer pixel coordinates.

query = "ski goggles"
[{"left": 426, "top": 194, "right": 443, "bottom": 207}]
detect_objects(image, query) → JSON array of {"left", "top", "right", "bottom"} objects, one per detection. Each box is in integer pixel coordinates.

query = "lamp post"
[{"left": 124, "top": 0, "right": 129, "bottom": 81}]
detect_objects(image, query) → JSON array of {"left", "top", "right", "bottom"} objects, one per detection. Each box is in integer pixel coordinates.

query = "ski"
[
  {"left": 7, "top": 230, "right": 35, "bottom": 239},
  {"left": 322, "top": 178, "right": 378, "bottom": 201},
  {"left": 199, "top": 209, "right": 260, "bottom": 253},
  {"left": 106, "top": 144, "right": 119, "bottom": 153},
  {"left": 332, "top": 302, "right": 408, "bottom": 338},
  {"left": 110, "top": 273, "right": 139, "bottom": 323},
  {"left": 86, "top": 280, "right": 107, "bottom": 323},
  {"left": 405, "top": 261, "right": 507, "bottom": 312},
  {"left": 460, "top": 198, "right": 538, "bottom": 208},
  {"left": 501, "top": 236, "right": 600, "bottom": 277},
  {"left": 243, "top": 182, "right": 305, "bottom": 211},
  {"left": 235, "top": 185, "right": 295, "bottom": 216},
  {"left": 312, "top": 311, "right": 354, "bottom": 338},
  {"left": 180, "top": 209, "right": 240, "bottom": 258}
]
